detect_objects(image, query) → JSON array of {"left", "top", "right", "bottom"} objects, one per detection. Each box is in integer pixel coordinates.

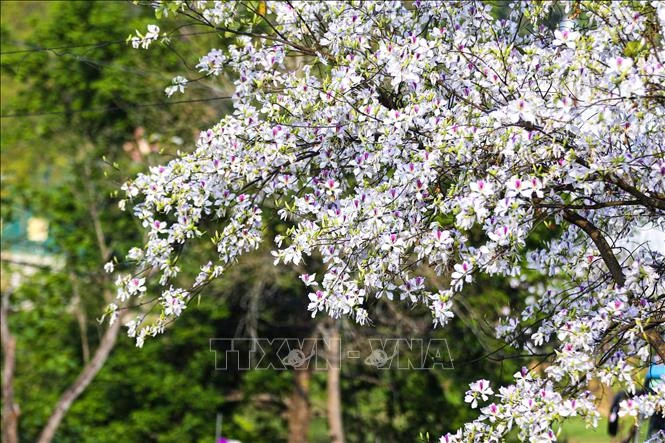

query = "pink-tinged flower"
[
  {"left": 300, "top": 273, "right": 317, "bottom": 286},
  {"left": 153, "top": 220, "right": 167, "bottom": 233},
  {"left": 451, "top": 262, "right": 473, "bottom": 289},
  {"left": 278, "top": 174, "right": 294, "bottom": 188},
  {"left": 465, "top": 379, "right": 493, "bottom": 408},
  {"left": 127, "top": 277, "right": 146, "bottom": 296},
  {"left": 483, "top": 402, "right": 500, "bottom": 422},
  {"left": 506, "top": 176, "right": 533, "bottom": 198},
  {"left": 559, "top": 399, "right": 578, "bottom": 417},
  {"left": 381, "top": 233, "right": 405, "bottom": 251},
  {"left": 557, "top": 96, "right": 574, "bottom": 109},
  {"left": 553, "top": 29, "right": 579, "bottom": 48},
  {"left": 618, "top": 398, "right": 639, "bottom": 417},
  {"left": 324, "top": 178, "right": 340, "bottom": 196},
  {"left": 164, "top": 294, "right": 186, "bottom": 317},
  {"left": 433, "top": 229, "right": 453, "bottom": 249},
  {"left": 608, "top": 56, "right": 633, "bottom": 74},
  {"left": 508, "top": 98, "right": 535, "bottom": 122},
  {"left": 307, "top": 290, "right": 326, "bottom": 317},
  {"left": 439, "top": 432, "right": 461, "bottom": 443},
  {"left": 470, "top": 179, "right": 494, "bottom": 196},
  {"left": 606, "top": 299, "right": 625, "bottom": 317},
  {"left": 488, "top": 225, "right": 510, "bottom": 244}
]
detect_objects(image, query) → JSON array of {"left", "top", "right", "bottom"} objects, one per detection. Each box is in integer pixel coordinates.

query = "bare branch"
[
  {"left": 1, "top": 291, "right": 19, "bottom": 443},
  {"left": 36, "top": 317, "right": 123, "bottom": 443},
  {"left": 605, "top": 174, "right": 665, "bottom": 211},
  {"left": 563, "top": 210, "right": 626, "bottom": 287}
]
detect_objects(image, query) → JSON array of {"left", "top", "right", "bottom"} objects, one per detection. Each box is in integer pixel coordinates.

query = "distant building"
[{"left": 1, "top": 209, "right": 63, "bottom": 289}]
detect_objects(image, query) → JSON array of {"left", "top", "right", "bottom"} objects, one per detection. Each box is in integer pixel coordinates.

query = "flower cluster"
[
  {"left": 164, "top": 75, "right": 188, "bottom": 97},
  {"left": 115, "top": 1, "right": 665, "bottom": 440},
  {"left": 128, "top": 24, "right": 160, "bottom": 49}
]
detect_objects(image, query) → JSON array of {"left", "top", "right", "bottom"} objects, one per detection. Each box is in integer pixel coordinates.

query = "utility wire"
[
  {"left": 0, "top": 16, "right": 331, "bottom": 56},
  {"left": 0, "top": 30, "right": 222, "bottom": 55},
  {"left": 0, "top": 95, "right": 233, "bottom": 119},
  {"left": 1, "top": 51, "right": 175, "bottom": 79},
  {"left": 1, "top": 39, "right": 129, "bottom": 55}
]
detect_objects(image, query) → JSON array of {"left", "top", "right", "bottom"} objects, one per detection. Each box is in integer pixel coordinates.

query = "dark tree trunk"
[
  {"left": 287, "top": 358, "right": 312, "bottom": 443},
  {"left": 326, "top": 322, "right": 344, "bottom": 443}
]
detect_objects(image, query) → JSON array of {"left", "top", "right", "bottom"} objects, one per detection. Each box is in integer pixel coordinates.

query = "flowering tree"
[{"left": 111, "top": 1, "right": 665, "bottom": 440}]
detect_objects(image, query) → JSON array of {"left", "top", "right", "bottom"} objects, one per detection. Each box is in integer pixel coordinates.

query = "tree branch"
[
  {"left": 564, "top": 211, "right": 665, "bottom": 360},
  {"left": 515, "top": 120, "right": 665, "bottom": 212},
  {"left": 644, "top": 322, "right": 665, "bottom": 362},
  {"left": 535, "top": 200, "right": 641, "bottom": 210},
  {"left": 1, "top": 291, "right": 19, "bottom": 443},
  {"left": 70, "top": 273, "right": 90, "bottom": 364},
  {"left": 604, "top": 174, "right": 665, "bottom": 211},
  {"left": 35, "top": 317, "right": 122, "bottom": 443},
  {"left": 83, "top": 162, "right": 111, "bottom": 263},
  {"left": 36, "top": 150, "right": 122, "bottom": 442},
  {"left": 563, "top": 210, "right": 625, "bottom": 286}
]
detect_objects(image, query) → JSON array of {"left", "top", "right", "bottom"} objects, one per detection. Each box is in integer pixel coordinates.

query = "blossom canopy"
[{"left": 111, "top": 1, "right": 665, "bottom": 441}]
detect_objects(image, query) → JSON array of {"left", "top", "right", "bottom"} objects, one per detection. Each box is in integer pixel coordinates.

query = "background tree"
[{"left": 1, "top": 2, "right": 222, "bottom": 441}]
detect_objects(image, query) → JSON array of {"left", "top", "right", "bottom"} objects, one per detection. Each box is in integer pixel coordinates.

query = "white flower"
[
  {"left": 470, "top": 179, "right": 494, "bottom": 197},
  {"left": 506, "top": 176, "right": 533, "bottom": 198},
  {"left": 465, "top": 379, "right": 493, "bottom": 408},
  {"left": 451, "top": 262, "right": 473, "bottom": 287},
  {"left": 127, "top": 277, "right": 146, "bottom": 296},
  {"left": 163, "top": 293, "right": 186, "bottom": 317},
  {"left": 439, "top": 432, "right": 461, "bottom": 443},
  {"left": 381, "top": 233, "right": 405, "bottom": 251},
  {"left": 553, "top": 29, "right": 579, "bottom": 49},
  {"left": 507, "top": 98, "right": 535, "bottom": 123},
  {"left": 126, "top": 320, "right": 138, "bottom": 337},
  {"left": 165, "top": 76, "right": 188, "bottom": 97},
  {"left": 300, "top": 273, "right": 317, "bottom": 286},
  {"left": 608, "top": 56, "right": 633, "bottom": 74},
  {"left": 559, "top": 399, "right": 579, "bottom": 417},
  {"left": 106, "top": 303, "right": 119, "bottom": 325},
  {"left": 127, "top": 248, "right": 144, "bottom": 261},
  {"left": 129, "top": 24, "right": 160, "bottom": 49},
  {"left": 307, "top": 290, "right": 326, "bottom": 317}
]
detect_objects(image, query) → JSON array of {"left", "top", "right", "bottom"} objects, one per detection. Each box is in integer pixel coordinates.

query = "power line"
[
  {"left": 2, "top": 40, "right": 221, "bottom": 97},
  {"left": 1, "top": 51, "right": 175, "bottom": 79},
  {"left": 0, "top": 30, "right": 222, "bottom": 55},
  {"left": 0, "top": 39, "right": 128, "bottom": 56},
  {"left": 0, "top": 95, "right": 233, "bottom": 119},
  {"left": 0, "top": 16, "right": 332, "bottom": 56}
]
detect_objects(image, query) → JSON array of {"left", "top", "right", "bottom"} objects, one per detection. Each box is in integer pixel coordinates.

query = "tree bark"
[
  {"left": 287, "top": 339, "right": 314, "bottom": 443},
  {"left": 35, "top": 318, "right": 122, "bottom": 443},
  {"left": 645, "top": 327, "right": 665, "bottom": 363},
  {"left": 326, "top": 321, "right": 344, "bottom": 443},
  {"left": 70, "top": 273, "right": 90, "bottom": 364},
  {"left": 82, "top": 161, "right": 111, "bottom": 263},
  {"left": 563, "top": 210, "right": 625, "bottom": 287},
  {"left": 1, "top": 292, "right": 19, "bottom": 443}
]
